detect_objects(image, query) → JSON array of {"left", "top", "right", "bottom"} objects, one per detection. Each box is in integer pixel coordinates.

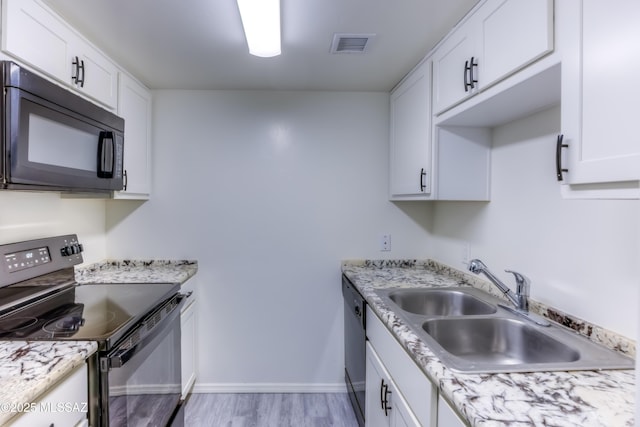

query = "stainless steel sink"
[
  {"left": 388, "top": 288, "right": 496, "bottom": 316},
  {"left": 374, "top": 286, "right": 635, "bottom": 373},
  {"left": 422, "top": 317, "right": 579, "bottom": 365}
]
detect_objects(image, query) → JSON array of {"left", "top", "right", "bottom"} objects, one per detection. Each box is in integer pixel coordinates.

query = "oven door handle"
[{"left": 101, "top": 293, "right": 187, "bottom": 370}]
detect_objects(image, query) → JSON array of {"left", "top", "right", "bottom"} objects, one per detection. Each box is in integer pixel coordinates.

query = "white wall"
[
  {"left": 105, "top": 90, "right": 432, "bottom": 390},
  {"left": 0, "top": 192, "right": 106, "bottom": 263},
  {"left": 428, "top": 106, "right": 639, "bottom": 339}
]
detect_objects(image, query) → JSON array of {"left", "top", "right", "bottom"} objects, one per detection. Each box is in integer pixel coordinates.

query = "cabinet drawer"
[
  {"left": 366, "top": 306, "right": 436, "bottom": 426},
  {"left": 7, "top": 364, "right": 88, "bottom": 427}
]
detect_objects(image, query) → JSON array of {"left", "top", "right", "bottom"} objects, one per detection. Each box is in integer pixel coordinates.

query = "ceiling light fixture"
[{"left": 236, "top": 0, "right": 281, "bottom": 57}]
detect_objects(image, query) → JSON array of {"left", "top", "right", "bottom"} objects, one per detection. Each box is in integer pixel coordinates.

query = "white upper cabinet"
[
  {"left": 559, "top": 0, "right": 640, "bottom": 198},
  {"left": 2, "top": 0, "right": 118, "bottom": 109},
  {"left": 389, "top": 60, "right": 432, "bottom": 199},
  {"left": 432, "top": 27, "right": 477, "bottom": 116},
  {"left": 433, "top": 0, "right": 554, "bottom": 114},
  {"left": 115, "top": 72, "right": 152, "bottom": 199}
]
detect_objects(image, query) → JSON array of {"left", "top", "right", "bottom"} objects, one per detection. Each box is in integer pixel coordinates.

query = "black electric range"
[{"left": 0, "top": 234, "right": 186, "bottom": 427}]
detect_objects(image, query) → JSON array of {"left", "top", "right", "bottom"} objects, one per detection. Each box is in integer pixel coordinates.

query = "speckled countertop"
[
  {"left": 0, "top": 260, "right": 197, "bottom": 426},
  {"left": 0, "top": 341, "right": 97, "bottom": 426},
  {"left": 342, "top": 259, "right": 636, "bottom": 427},
  {"left": 75, "top": 259, "right": 198, "bottom": 284}
]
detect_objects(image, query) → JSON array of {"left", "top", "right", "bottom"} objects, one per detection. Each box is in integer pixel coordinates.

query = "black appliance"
[
  {"left": 0, "top": 234, "right": 185, "bottom": 427},
  {"left": 0, "top": 61, "right": 125, "bottom": 193},
  {"left": 342, "top": 274, "right": 365, "bottom": 427}
]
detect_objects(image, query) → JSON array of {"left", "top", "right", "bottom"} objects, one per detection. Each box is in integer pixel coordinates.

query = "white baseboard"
[{"left": 192, "top": 383, "right": 348, "bottom": 394}]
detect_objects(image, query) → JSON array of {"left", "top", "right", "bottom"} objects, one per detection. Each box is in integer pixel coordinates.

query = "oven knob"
[{"left": 60, "top": 246, "right": 72, "bottom": 257}]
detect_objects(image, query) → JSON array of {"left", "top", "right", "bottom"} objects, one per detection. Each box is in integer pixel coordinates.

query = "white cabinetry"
[
  {"left": 2, "top": 0, "right": 118, "bottom": 109},
  {"left": 114, "top": 73, "right": 152, "bottom": 199},
  {"left": 7, "top": 364, "right": 88, "bottom": 427},
  {"left": 433, "top": 0, "right": 553, "bottom": 114},
  {"left": 366, "top": 342, "right": 421, "bottom": 427},
  {"left": 559, "top": 0, "right": 640, "bottom": 198},
  {"left": 180, "top": 279, "right": 197, "bottom": 400},
  {"left": 366, "top": 306, "right": 437, "bottom": 426},
  {"left": 437, "top": 396, "right": 466, "bottom": 427},
  {"left": 390, "top": 60, "right": 432, "bottom": 199},
  {"left": 390, "top": 59, "right": 490, "bottom": 201}
]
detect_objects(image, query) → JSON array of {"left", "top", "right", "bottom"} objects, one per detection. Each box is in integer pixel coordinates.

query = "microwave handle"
[{"left": 97, "top": 131, "right": 114, "bottom": 178}]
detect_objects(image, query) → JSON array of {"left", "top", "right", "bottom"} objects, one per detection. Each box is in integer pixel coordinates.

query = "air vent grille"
[{"left": 330, "top": 33, "right": 375, "bottom": 54}]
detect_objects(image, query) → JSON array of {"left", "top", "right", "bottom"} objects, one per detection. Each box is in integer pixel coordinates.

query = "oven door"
[{"left": 98, "top": 295, "right": 185, "bottom": 427}]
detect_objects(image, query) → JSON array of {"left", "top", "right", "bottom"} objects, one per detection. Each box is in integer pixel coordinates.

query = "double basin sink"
[{"left": 375, "top": 286, "right": 634, "bottom": 373}]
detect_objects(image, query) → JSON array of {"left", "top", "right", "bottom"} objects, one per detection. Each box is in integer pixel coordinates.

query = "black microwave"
[{"left": 0, "top": 61, "right": 124, "bottom": 193}]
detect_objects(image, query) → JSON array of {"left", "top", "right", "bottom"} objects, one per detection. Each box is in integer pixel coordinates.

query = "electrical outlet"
[
  {"left": 380, "top": 234, "right": 391, "bottom": 252},
  {"left": 461, "top": 243, "right": 470, "bottom": 265}
]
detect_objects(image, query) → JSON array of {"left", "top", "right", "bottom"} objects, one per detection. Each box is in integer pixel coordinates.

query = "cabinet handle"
[
  {"left": 383, "top": 384, "right": 392, "bottom": 416},
  {"left": 555, "top": 134, "right": 568, "bottom": 181},
  {"left": 72, "top": 56, "right": 85, "bottom": 88},
  {"left": 380, "top": 379, "right": 385, "bottom": 410},
  {"left": 123, "top": 169, "right": 128, "bottom": 191},
  {"left": 420, "top": 168, "right": 426, "bottom": 192},
  {"left": 464, "top": 57, "right": 478, "bottom": 92},
  {"left": 468, "top": 56, "right": 478, "bottom": 90},
  {"left": 463, "top": 59, "right": 470, "bottom": 92}
]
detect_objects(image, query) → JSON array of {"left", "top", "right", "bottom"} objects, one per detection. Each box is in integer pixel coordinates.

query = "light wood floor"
[{"left": 184, "top": 393, "right": 359, "bottom": 427}]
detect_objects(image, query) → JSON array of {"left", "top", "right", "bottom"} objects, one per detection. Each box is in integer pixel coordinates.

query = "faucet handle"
[{"left": 504, "top": 270, "right": 530, "bottom": 296}]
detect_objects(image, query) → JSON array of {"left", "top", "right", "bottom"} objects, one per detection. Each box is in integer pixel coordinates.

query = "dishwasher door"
[{"left": 342, "top": 275, "right": 365, "bottom": 427}]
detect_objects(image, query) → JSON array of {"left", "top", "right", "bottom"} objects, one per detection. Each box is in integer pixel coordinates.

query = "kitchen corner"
[
  {"left": 0, "top": 255, "right": 198, "bottom": 426},
  {"left": 342, "top": 259, "right": 635, "bottom": 426}
]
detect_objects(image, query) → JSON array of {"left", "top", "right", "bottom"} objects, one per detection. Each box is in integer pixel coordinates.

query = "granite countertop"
[
  {"left": 75, "top": 259, "right": 198, "bottom": 285},
  {"left": 342, "top": 259, "right": 636, "bottom": 427},
  {"left": 0, "top": 341, "right": 97, "bottom": 426},
  {"left": 0, "top": 260, "right": 197, "bottom": 426}
]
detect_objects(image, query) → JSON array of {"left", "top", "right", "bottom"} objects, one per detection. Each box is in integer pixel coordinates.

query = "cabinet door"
[
  {"left": 432, "top": 27, "right": 477, "bottom": 114},
  {"left": 560, "top": 0, "right": 640, "bottom": 190},
  {"left": 437, "top": 396, "right": 466, "bottom": 427},
  {"left": 72, "top": 44, "right": 119, "bottom": 109},
  {"left": 478, "top": 0, "right": 553, "bottom": 89},
  {"left": 390, "top": 60, "right": 432, "bottom": 199},
  {"left": 366, "top": 342, "right": 391, "bottom": 427},
  {"left": 366, "top": 343, "right": 420, "bottom": 427},
  {"left": 114, "top": 72, "right": 152, "bottom": 199},
  {"left": 2, "top": 0, "right": 72, "bottom": 82},
  {"left": 181, "top": 298, "right": 197, "bottom": 399}
]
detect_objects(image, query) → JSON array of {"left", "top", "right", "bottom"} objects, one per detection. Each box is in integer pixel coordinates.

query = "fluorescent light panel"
[{"left": 237, "top": 0, "right": 281, "bottom": 57}]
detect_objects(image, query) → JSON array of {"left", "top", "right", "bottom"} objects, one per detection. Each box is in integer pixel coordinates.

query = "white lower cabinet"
[
  {"left": 180, "top": 280, "right": 197, "bottom": 400},
  {"left": 366, "top": 342, "right": 421, "bottom": 427},
  {"left": 437, "top": 396, "right": 466, "bottom": 427},
  {"left": 366, "top": 306, "right": 437, "bottom": 427},
  {"left": 7, "top": 364, "right": 89, "bottom": 427}
]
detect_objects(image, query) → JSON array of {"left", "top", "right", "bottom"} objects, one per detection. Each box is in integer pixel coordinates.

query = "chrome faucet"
[{"left": 468, "top": 259, "right": 549, "bottom": 326}]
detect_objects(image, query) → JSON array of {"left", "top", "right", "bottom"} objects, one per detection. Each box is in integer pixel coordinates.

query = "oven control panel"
[
  {"left": 0, "top": 234, "right": 84, "bottom": 287},
  {"left": 4, "top": 246, "right": 50, "bottom": 272}
]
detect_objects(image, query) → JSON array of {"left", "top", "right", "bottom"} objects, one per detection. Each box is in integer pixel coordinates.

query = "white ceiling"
[{"left": 44, "top": 0, "right": 479, "bottom": 91}]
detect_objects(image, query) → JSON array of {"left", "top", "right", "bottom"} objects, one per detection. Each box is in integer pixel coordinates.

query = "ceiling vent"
[{"left": 330, "top": 33, "right": 375, "bottom": 54}]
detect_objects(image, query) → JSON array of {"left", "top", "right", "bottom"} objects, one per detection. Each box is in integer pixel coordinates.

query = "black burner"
[{"left": 0, "top": 316, "right": 37, "bottom": 333}]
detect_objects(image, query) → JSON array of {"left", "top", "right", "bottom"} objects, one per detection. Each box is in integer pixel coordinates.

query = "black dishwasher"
[{"left": 342, "top": 274, "right": 366, "bottom": 427}]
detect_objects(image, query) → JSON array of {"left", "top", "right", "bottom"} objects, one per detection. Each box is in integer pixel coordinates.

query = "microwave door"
[{"left": 6, "top": 88, "right": 123, "bottom": 191}]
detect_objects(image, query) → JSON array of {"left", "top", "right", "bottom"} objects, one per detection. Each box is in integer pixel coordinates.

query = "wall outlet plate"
[{"left": 380, "top": 234, "right": 391, "bottom": 251}]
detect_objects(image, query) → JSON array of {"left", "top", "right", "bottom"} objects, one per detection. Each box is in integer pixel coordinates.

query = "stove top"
[
  {"left": 0, "top": 235, "right": 180, "bottom": 350},
  {"left": 0, "top": 282, "right": 179, "bottom": 347}
]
